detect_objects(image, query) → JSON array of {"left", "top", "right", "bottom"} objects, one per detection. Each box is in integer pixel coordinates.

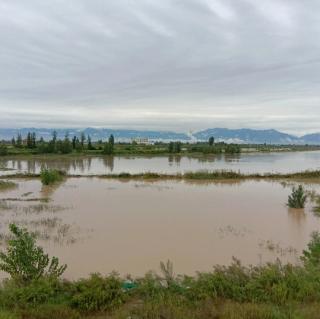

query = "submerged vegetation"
[
  {"left": 287, "top": 185, "right": 308, "bottom": 208},
  {"left": 0, "top": 180, "right": 16, "bottom": 191},
  {"left": 0, "top": 225, "right": 318, "bottom": 318},
  {"left": 40, "top": 168, "right": 65, "bottom": 185},
  {"left": 2, "top": 169, "right": 320, "bottom": 183}
]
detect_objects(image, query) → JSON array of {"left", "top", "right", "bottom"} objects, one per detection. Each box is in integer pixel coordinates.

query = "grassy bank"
[
  {"left": 1, "top": 142, "right": 320, "bottom": 158},
  {"left": 1, "top": 224, "right": 320, "bottom": 319},
  {"left": 1, "top": 169, "right": 320, "bottom": 182}
]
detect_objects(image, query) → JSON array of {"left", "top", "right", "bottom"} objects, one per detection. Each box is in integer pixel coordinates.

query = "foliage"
[
  {"left": 302, "top": 231, "right": 320, "bottom": 267},
  {"left": 168, "top": 142, "right": 181, "bottom": 153},
  {"left": 103, "top": 142, "right": 114, "bottom": 155},
  {"left": 208, "top": 136, "right": 214, "bottom": 146},
  {"left": 70, "top": 273, "right": 125, "bottom": 312},
  {"left": 40, "top": 168, "right": 65, "bottom": 185},
  {"left": 287, "top": 185, "right": 307, "bottom": 208},
  {"left": 0, "top": 224, "right": 67, "bottom": 283},
  {"left": 0, "top": 143, "right": 8, "bottom": 156}
]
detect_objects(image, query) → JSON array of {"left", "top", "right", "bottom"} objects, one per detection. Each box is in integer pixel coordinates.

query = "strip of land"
[{"left": 1, "top": 170, "right": 320, "bottom": 181}]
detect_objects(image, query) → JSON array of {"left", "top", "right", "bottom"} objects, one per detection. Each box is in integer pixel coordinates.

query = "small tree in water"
[
  {"left": 0, "top": 224, "right": 67, "bottom": 283},
  {"left": 287, "top": 185, "right": 307, "bottom": 209}
]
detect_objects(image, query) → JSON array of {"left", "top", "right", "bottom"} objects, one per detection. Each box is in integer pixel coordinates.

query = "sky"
[{"left": 0, "top": 0, "right": 319, "bottom": 134}]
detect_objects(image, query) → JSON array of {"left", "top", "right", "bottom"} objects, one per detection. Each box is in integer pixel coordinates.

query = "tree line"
[{"left": 7, "top": 131, "right": 115, "bottom": 155}]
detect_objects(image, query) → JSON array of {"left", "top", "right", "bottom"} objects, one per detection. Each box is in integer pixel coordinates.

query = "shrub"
[
  {"left": 0, "top": 144, "right": 8, "bottom": 156},
  {"left": 70, "top": 273, "right": 125, "bottom": 312},
  {"left": 287, "top": 185, "right": 307, "bottom": 208},
  {"left": 40, "top": 168, "right": 65, "bottom": 185},
  {"left": 302, "top": 231, "right": 320, "bottom": 267},
  {"left": 18, "top": 304, "right": 80, "bottom": 319},
  {"left": 0, "top": 224, "right": 67, "bottom": 284}
]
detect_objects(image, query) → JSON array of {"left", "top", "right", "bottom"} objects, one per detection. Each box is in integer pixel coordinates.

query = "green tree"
[
  {"left": 87, "top": 135, "right": 93, "bottom": 150},
  {"left": 11, "top": 137, "right": 16, "bottom": 146},
  {"left": 80, "top": 132, "right": 86, "bottom": 148},
  {"left": 72, "top": 136, "right": 77, "bottom": 149},
  {"left": 109, "top": 134, "right": 115, "bottom": 146},
  {"left": 103, "top": 142, "right": 114, "bottom": 155},
  {"left": 31, "top": 132, "right": 36, "bottom": 148},
  {"left": 0, "top": 224, "right": 67, "bottom": 283},
  {"left": 16, "top": 133, "right": 22, "bottom": 148},
  {"left": 26, "top": 132, "right": 32, "bottom": 148},
  {"left": 209, "top": 136, "right": 215, "bottom": 146}
]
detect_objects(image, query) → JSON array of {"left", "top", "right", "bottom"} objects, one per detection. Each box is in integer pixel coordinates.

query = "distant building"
[{"left": 131, "top": 137, "right": 150, "bottom": 144}]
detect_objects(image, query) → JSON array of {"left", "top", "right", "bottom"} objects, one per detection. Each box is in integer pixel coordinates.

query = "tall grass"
[{"left": 287, "top": 185, "right": 307, "bottom": 208}]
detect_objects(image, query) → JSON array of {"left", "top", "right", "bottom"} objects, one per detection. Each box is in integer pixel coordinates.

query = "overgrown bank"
[
  {"left": 1, "top": 225, "right": 320, "bottom": 318},
  {"left": 2, "top": 169, "right": 320, "bottom": 182}
]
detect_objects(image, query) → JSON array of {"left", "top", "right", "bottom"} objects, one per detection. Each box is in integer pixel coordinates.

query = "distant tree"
[
  {"left": 87, "top": 135, "right": 93, "bottom": 150},
  {"left": 103, "top": 142, "right": 113, "bottom": 155},
  {"left": 31, "top": 132, "right": 36, "bottom": 148},
  {"left": 52, "top": 130, "right": 57, "bottom": 143},
  {"left": 168, "top": 142, "right": 181, "bottom": 153},
  {"left": 209, "top": 136, "right": 215, "bottom": 146},
  {"left": 80, "top": 132, "right": 86, "bottom": 148},
  {"left": 168, "top": 142, "right": 174, "bottom": 153},
  {"left": 61, "top": 134, "right": 72, "bottom": 154},
  {"left": 11, "top": 137, "right": 16, "bottom": 146},
  {"left": 26, "top": 132, "right": 32, "bottom": 148},
  {"left": 109, "top": 134, "right": 115, "bottom": 146},
  {"left": 72, "top": 136, "right": 77, "bottom": 149},
  {"left": 16, "top": 133, "right": 22, "bottom": 148}
]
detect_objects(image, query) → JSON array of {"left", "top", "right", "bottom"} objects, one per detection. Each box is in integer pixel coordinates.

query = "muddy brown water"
[
  {"left": 0, "top": 178, "right": 319, "bottom": 279},
  {"left": 1, "top": 151, "right": 320, "bottom": 176}
]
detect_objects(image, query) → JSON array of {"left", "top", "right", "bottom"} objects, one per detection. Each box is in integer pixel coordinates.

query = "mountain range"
[{"left": 0, "top": 127, "right": 320, "bottom": 145}]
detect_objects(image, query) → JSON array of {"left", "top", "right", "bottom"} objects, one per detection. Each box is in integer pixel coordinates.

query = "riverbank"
[{"left": 1, "top": 169, "right": 320, "bottom": 182}]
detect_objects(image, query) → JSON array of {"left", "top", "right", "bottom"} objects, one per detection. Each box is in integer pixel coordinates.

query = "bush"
[
  {"left": 70, "top": 273, "right": 125, "bottom": 312},
  {"left": 287, "top": 185, "right": 307, "bottom": 208},
  {"left": 0, "top": 224, "right": 67, "bottom": 284},
  {"left": 40, "top": 168, "right": 65, "bottom": 185},
  {"left": 0, "top": 144, "right": 8, "bottom": 156},
  {"left": 18, "top": 304, "right": 80, "bottom": 319},
  {"left": 302, "top": 231, "right": 320, "bottom": 267}
]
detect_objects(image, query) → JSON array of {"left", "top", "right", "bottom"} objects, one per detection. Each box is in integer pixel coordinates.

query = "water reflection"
[{"left": 1, "top": 151, "right": 320, "bottom": 176}]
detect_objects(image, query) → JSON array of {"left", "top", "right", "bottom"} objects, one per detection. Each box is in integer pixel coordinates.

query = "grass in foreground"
[{"left": 1, "top": 225, "right": 320, "bottom": 318}]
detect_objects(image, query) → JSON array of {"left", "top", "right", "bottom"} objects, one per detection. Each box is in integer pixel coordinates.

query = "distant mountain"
[
  {"left": 300, "top": 133, "right": 320, "bottom": 145},
  {"left": 193, "top": 128, "right": 300, "bottom": 144},
  {"left": 1, "top": 127, "right": 320, "bottom": 144},
  {"left": 0, "top": 128, "right": 189, "bottom": 141}
]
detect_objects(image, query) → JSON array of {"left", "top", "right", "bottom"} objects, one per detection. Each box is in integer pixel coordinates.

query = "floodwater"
[
  {"left": 1, "top": 151, "right": 320, "bottom": 176},
  {"left": 0, "top": 178, "right": 319, "bottom": 279}
]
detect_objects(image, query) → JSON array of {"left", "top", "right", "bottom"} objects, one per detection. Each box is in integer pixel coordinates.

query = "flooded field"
[
  {"left": 1, "top": 150, "right": 320, "bottom": 176},
  {"left": 0, "top": 177, "right": 319, "bottom": 279}
]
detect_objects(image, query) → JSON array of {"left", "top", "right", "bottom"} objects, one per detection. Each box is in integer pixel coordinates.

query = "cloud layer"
[{"left": 0, "top": 0, "right": 319, "bottom": 134}]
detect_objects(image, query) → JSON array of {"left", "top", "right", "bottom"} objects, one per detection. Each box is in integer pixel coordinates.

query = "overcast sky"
[{"left": 0, "top": 0, "right": 319, "bottom": 134}]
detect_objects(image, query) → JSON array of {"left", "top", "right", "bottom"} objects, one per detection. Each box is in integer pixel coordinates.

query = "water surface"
[
  {"left": 1, "top": 151, "right": 320, "bottom": 176},
  {"left": 0, "top": 178, "right": 319, "bottom": 278}
]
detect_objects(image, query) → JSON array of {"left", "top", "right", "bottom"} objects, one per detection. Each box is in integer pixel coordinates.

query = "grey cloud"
[{"left": 0, "top": 0, "right": 319, "bottom": 133}]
